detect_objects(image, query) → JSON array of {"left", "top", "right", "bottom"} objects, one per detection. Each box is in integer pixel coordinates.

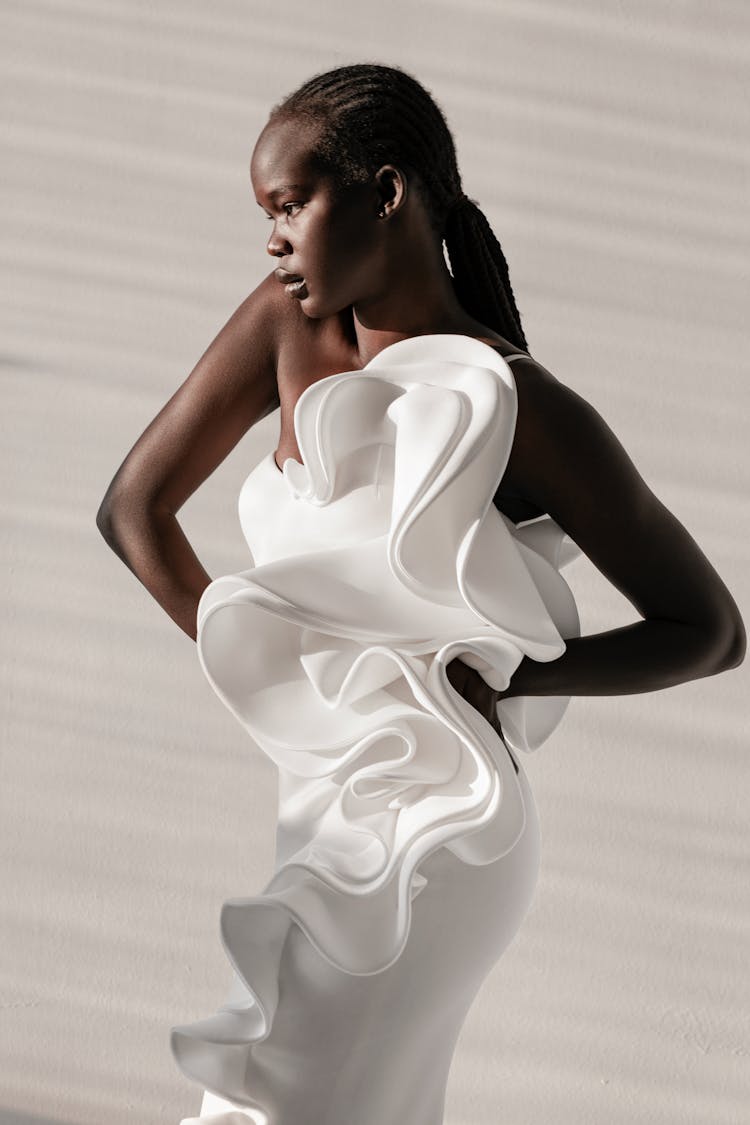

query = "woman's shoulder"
[
  {"left": 500, "top": 352, "right": 599, "bottom": 493},
  {"left": 502, "top": 349, "right": 657, "bottom": 544},
  {"left": 501, "top": 351, "right": 565, "bottom": 429}
]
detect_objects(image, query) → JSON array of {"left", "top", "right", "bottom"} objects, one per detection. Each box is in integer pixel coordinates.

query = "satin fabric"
[{"left": 171, "top": 334, "right": 581, "bottom": 1123}]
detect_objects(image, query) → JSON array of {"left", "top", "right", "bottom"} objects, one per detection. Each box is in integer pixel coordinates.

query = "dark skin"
[{"left": 97, "top": 116, "right": 746, "bottom": 747}]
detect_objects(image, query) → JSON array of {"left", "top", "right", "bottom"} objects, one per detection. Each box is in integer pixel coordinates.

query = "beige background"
[{"left": 2, "top": 1, "right": 748, "bottom": 1123}]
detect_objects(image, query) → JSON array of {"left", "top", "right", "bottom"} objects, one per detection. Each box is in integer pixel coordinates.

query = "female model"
[{"left": 97, "top": 64, "right": 745, "bottom": 1125}]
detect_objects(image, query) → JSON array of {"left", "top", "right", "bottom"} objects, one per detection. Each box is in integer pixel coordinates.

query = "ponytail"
[{"left": 444, "top": 196, "right": 528, "bottom": 351}]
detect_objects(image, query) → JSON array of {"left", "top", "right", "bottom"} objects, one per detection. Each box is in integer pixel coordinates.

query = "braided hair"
[{"left": 268, "top": 63, "right": 528, "bottom": 350}]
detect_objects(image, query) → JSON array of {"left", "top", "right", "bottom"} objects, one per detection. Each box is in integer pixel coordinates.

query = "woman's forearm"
[
  {"left": 97, "top": 502, "right": 211, "bottom": 642},
  {"left": 505, "top": 617, "right": 742, "bottom": 699}
]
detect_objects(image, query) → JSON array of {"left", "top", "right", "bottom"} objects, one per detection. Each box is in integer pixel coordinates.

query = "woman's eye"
[{"left": 263, "top": 203, "right": 302, "bottom": 221}]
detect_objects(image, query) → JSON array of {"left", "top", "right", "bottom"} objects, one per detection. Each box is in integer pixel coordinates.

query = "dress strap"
[{"left": 503, "top": 353, "right": 529, "bottom": 363}]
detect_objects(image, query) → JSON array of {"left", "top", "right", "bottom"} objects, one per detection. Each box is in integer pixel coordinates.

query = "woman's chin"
[
  {"left": 299, "top": 299, "right": 320, "bottom": 318},
  {"left": 297, "top": 293, "right": 328, "bottom": 319},
  {"left": 295, "top": 289, "right": 352, "bottom": 321}
]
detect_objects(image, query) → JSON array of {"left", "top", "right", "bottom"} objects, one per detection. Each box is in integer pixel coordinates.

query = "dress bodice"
[{"left": 238, "top": 447, "right": 393, "bottom": 568}]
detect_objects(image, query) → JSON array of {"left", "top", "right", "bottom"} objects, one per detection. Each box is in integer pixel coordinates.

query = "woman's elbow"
[
  {"left": 96, "top": 499, "right": 115, "bottom": 544},
  {"left": 718, "top": 616, "right": 746, "bottom": 671},
  {"left": 96, "top": 486, "right": 132, "bottom": 548},
  {"left": 709, "top": 608, "right": 747, "bottom": 673}
]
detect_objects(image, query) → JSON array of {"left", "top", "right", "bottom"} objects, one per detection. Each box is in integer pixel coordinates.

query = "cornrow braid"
[
  {"left": 269, "top": 62, "right": 528, "bottom": 351},
  {"left": 446, "top": 198, "right": 528, "bottom": 350}
]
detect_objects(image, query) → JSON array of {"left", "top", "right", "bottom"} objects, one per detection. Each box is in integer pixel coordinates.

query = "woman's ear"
[{"left": 374, "top": 164, "right": 408, "bottom": 219}]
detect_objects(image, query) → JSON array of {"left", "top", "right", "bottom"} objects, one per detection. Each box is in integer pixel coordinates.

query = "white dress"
[{"left": 171, "top": 333, "right": 582, "bottom": 1125}]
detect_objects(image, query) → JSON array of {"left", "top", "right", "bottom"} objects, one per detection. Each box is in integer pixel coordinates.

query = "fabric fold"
[{"left": 171, "top": 333, "right": 581, "bottom": 1111}]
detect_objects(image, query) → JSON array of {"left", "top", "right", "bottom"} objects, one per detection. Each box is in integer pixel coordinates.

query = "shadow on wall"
[{"left": 0, "top": 1110, "right": 80, "bottom": 1125}]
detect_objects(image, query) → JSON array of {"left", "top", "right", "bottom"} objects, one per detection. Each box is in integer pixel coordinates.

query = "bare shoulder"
[
  {"left": 505, "top": 351, "right": 666, "bottom": 509},
  {"left": 100, "top": 269, "right": 288, "bottom": 518},
  {"left": 502, "top": 351, "right": 654, "bottom": 539},
  {"left": 502, "top": 354, "right": 572, "bottom": 489},
  {"left": 166, "top": 266, "right": 285, "bottom": 420}
]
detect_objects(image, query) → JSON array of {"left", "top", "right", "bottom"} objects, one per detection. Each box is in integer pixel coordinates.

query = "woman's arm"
[
  {"left": 498, "top": 357, "right": 745, "bottom": 698},
  {"left": 96, "top": 272, "right": 282, "bottom": 642},
  {"left": 448, "top": 356, "right": 744, "bottom": 717}
]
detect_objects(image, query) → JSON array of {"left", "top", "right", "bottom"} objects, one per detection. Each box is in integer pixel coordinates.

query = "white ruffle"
[{"left": 170, "top": 333, "right": 581, "bottom": 1111}]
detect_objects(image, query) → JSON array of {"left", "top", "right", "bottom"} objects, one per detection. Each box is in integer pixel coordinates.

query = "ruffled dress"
[{"left": 171, "top": 333, "right": 581, "bottom": 1125}]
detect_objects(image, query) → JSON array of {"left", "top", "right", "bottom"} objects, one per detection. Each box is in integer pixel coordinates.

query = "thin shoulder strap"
[{"left": 504, "top": 353, "right": 529, "bottom": 363}]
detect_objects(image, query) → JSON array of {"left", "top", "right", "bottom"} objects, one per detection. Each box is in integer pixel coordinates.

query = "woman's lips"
[
  {"left": 285, "top": 278, "right": 308, "bottom": 298},
  {"left": 273, "top": 268, "right": 307, "bottom": 299}
]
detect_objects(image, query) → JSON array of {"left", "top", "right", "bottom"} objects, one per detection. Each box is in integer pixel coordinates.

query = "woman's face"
[{"left": 250, "top": 117, "right": 385, "bottom": 319}]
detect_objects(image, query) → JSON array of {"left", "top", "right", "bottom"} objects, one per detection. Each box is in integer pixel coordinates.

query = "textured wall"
[{"left": 1, "top": 1, "right": 748, "bottom": 1122}]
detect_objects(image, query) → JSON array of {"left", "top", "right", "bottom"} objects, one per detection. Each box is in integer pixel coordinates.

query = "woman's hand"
[
  {"left": 445, "top": 655, "right": 505, "bottom": 739},
  {"left": 445, "top": 656, "right": 522, "bottom": 774}
]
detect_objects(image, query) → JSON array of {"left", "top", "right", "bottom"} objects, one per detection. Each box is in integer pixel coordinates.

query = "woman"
[{"left": 97, "top": 64, "right": 745, "bottom": 1125}]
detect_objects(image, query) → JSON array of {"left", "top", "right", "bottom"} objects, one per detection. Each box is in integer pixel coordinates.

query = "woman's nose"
[{"left": 266, "top": 225, "right": 291, "bottom": 257}]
